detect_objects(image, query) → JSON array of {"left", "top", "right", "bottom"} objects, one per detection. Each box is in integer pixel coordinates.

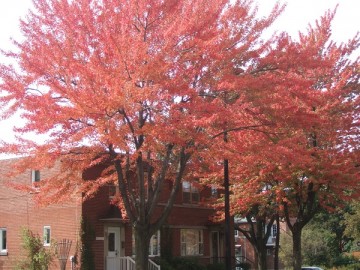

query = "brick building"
[{"left": 0, "top": 158, "right": 230, "bottom": 270}]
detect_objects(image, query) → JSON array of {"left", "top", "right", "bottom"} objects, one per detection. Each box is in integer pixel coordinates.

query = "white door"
[{"left": 106, "top": 227, "right": 120, "bottom": 270}]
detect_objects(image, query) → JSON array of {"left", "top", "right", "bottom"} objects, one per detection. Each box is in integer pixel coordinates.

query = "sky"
[{"left": 0, "top": 0, "right": 359, "bottom": 144}]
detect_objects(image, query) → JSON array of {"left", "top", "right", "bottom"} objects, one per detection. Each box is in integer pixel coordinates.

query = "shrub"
[
  {"left": 14, "top": 228, "right": 55, "bottom": 270},
  {"left": 159, "top": 257, "right": 206, "bottom": 270},
  {"left": 206, "top": 262, "right": 225, "bottom": 270}
]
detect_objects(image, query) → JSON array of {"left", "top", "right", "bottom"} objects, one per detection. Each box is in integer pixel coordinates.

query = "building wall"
[
  {"left": 1, "top": 158, "right": 230, "bottom": 270},
  {"left": 0, "top": 159, "right": 81, "bottom": 270},
  {"left": 81, "top": 174, "right": 229, "bottom": 269},
  {"left": 82, "top": 185, "right": 117, "bottom": 270}
]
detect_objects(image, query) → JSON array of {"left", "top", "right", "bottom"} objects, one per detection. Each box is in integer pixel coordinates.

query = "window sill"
[{"left": 0, "top": 251, "right": 8, "bottom": 256}]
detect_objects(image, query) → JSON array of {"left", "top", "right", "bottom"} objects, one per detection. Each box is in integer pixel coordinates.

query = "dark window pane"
[
  {"left": 2, "top": 230, "right": 6, "bottom": 249},
  {"left": 34, "top": 170, "right": 40, "bottom": 182},
  {"left": 108, "top": 233, "right": 115, "bottom": 252},
  {"left": 183, "top": 192, "right": 191, "bottom": 203}
]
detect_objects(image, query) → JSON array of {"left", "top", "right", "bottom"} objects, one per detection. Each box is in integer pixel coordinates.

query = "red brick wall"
[
  {"left": 0, "top": 159, "right": 81, "bottom": 270},
  {"left": 1, "top": 158, "right": 229, "bottom": 269},
  {"left": 82, "top": 185, "right": 121, "bottom": 270}
]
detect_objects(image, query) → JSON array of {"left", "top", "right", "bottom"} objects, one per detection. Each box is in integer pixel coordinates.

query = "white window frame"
[
  {"left": 43, "top": 226, "right": 51, "bottom": 246},
  {"left": 0, "top": 228, "right": 7, "bottom": 255},
  {"left": 180, "top": 229, "right": 204, "bottom": 256}
]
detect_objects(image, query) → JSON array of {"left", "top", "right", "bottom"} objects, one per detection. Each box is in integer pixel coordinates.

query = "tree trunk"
[
  {"left": 113, "top": 146, "right": 190, "bottom": 270},
  {"left": 134, "top": 226, "right": 151, "bottom": 270},
  {"left": 255, "top": 219, "right": 268, "bottom": 270},
  {"left": 224, "top": 158, "right": 232, "bottom": 270},
  {"left": 274, "top": 216, "right": 280, "bottom": 270},
  {"left": 292, "top": 225, "right": 302, "bottom": 270},
  {"left": 256, "top": 245, "right": 267, "bottom": 270}
]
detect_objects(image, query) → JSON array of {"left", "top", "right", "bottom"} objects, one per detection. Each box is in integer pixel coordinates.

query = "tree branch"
[{"left": 151, "top": 146, "right": 191, "bottom": 235}]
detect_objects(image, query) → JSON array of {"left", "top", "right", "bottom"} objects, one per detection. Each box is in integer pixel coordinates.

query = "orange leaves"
[{"left": 0, "top": 0, "right": 359, "bottom": 226}]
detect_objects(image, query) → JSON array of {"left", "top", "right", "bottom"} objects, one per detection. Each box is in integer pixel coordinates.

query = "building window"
[
  {"left": 181, "top": 229, "right": 203, "bottom": 256},
  {"left": 0, "top": 228, "right": 7, "bottom": 255},
  {"left": 211, "top": 185, "right": 218, "bottom": 198},
  {"left": 43, "top": 226, "right": 51, "bottom": 246},
  {"left": 182, "top": 181, "right": 199, "bottom": 204},
  {"left": 272, "top": 224, "right": 277, "bottom": 237},
  {"left": 149, "top": 230, "right": 160, "bottom": 256},
  {"left": 132, "top": 230, "right": 160, "bottom": 256},
  {"left": 31, "top": 170, "right": 40, "bottom": 183},
  {"left": 109, "top": 185, "right": 119, "bottom": 200}
]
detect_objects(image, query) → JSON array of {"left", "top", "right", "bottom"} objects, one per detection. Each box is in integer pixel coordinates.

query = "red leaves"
[{"left": 0, "top": 0, "right": 358, "bottom": 221}]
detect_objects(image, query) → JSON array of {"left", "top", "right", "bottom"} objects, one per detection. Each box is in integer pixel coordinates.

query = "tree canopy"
[{"left": 0, "top": 1, "right": 359, "bottom": 270}]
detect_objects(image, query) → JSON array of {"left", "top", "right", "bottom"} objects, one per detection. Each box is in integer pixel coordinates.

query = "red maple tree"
[
  {"left": 0, "top": 1, "right": 285, "bottom": 269},
  {"left": 225, "top": 9, "right": 360, "bottom": 270}
]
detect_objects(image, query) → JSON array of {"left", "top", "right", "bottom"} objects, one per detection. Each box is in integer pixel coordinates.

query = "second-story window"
[
  {"left": 31, "top": 170, "right": 40, "bottom": 183},
  {"left": 211, "top": 185, "right": 218, "bottom": 198},
  {"left": 109, "top": 184, "right": 120, "bottom": 200},
  {"left": 182, "top": 181, "right": 199, "bottom": 204}
]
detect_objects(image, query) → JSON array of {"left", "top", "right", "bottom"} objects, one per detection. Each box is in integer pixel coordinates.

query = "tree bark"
[
  {"left": 113, "top": 145, "right": 190, "bottom": 270},
  {"left": 237, "top": 214, "right": 276, "bottom": 270},
  {"left": 256, "top": 245, "right": 267, "bottom": 270},
  {"left": 256, "top": 221, "right": 267, "bottom": 270},
  {"left": 224, "top": 158, "right": 232, "bottom": 270},
  {"left": 274, "top": 216, "right": 280, "bottom": 270},
  {"left": 292, "top": 224, "right": 302, "bottom": 270},
  {"left": 134, "top": 226, "right": 151, "bottom": 270}
]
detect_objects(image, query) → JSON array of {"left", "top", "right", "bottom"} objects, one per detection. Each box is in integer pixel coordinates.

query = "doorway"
[{"left": 106, "top": 227, "right": 120, "bottom": 270}]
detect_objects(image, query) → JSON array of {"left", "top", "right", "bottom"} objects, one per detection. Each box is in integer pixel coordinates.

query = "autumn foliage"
[{"left": 0, "top": 0, "right": 359, "bottom": 270}]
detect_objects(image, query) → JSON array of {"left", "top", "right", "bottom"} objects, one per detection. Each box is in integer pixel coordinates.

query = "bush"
[
  {"left": 14, "top": 228, "right": 55, "bottom": 270},
  {"left": 333, "top": 254, "right": 358, "bottom": 266},
  {"left": 206, "top": 262, "right": 225, "bottom": 270},
  {"left": 159, "top": 257, "right": 206, "bottom": 270},
  {"left": 332, "top": 263, "right": 360, "bottom": 270}
]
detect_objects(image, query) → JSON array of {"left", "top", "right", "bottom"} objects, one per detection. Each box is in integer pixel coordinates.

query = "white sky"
[{"left": 0, "top": 0, "right": 359, "bottom": 144}]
